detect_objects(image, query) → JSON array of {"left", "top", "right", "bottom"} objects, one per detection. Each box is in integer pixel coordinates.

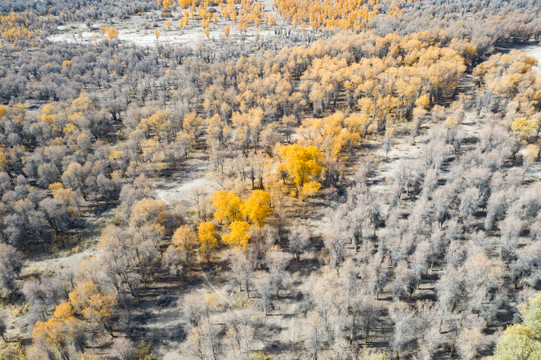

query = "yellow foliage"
[
  {"left": 0, "top": 147, "right": 9, "bottom": 170},
  {"left": 222, "top": 221, "right": 250, "bottom": 251},
  {"left": 32, "top": 301, "right": 82, "bottom": 355},
  {"left": 99, "top": 27, "right": 118, "bottom": 40},
  {"left": 300, "top": 181, "right": 321, "bottom": 200},
  {"left": 297, "top": 112, "right": 361, "bottom": 158},
  {"left": 212, "top": 190, "right": 243, "bottom": 223},
  {"left": 69, "top": 281, "right": 117, "bottom": 325},
  {"left": 198, "top": 222, "right": 217, "bottom": 259},
  {"left": 512, "top": 117, "right": 538, "bottom": 140},
  {"left": 53, "top": 302, "right": 74, "bottom": 319},
  {"left": 0, "top": 12, "right": 44, "bottom": 45},
  {"left": 183, "top": 112, "right": 202, "bottom": 139},
  {"left": 0, "top": 105, "right": 7, "bottom": 119},
  {"left": 278, "top": 144, "right": 322, "bottom": 195},
  {"left": 242, "top": 190, "right": 271, "bottom": 225},
  {"left": 274, "top": 0, "right": 384, "bottom": 31},
  {"left": 415, "top": 94, "right": 431, "bottom": 109}
]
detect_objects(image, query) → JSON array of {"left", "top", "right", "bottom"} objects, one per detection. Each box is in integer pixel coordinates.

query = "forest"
[{"left": 2, "top": 0, "right": 541, "bottom": 359}]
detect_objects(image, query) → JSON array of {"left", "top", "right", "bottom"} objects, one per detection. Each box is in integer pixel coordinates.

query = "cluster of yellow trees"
[
  {"left": 273, "top": 0, "right": 404, "bottom": 31},
  {"left": 98, "top": 27, "right": 119, "bottom": 41},
  {"left": 192, "top": 32, "right": 472, "bottom": 206},
  {"left": 158, "top": 0, "right": 274, "bottom": 38},
  {"left": 32, "top": 281, "right": 117, "bottom": 359},
  {"left": 170, "top": 189, "right": 272, "bottom": 263},
  {"left": 0, "top": 11, "right": 44, "bottom": 45}
]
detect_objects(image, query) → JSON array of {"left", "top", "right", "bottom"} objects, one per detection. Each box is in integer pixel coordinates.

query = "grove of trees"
[{"left": 1, "top": 0, "right": 541, "bottom": 359}]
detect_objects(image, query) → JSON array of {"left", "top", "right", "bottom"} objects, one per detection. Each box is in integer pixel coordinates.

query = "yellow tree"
[
  {"left": 300, "top": 181, "right": 321, "bottom": 200},
  {"left": 242, "top": 190, "right": 271, "bottom": 225},
  {"left": 198, "top": 222, "right": 217, "bottom": 262},
  {"left": 0, "top": 104, "right": 7, "bottom": 119},
  {"left": 32, "top": 302, "right": 81, "bottom": 360},
  {"left": 222, "top": 221, "right": 250, "bottom": 251},
  {"left": 278, "top": 144, "right": 322, "bottom": 197},
  {"left": 68, "top": 280, "right": 117, "bottom": 336},
  {"left": 212, "top": 190, "right": 242, "bottom": 224},
  {"left": 512, "top": 117, "right": 538, "bottom": 141},
  {"left": 106, "top": 27, "right": 118, "bottom": 40}
]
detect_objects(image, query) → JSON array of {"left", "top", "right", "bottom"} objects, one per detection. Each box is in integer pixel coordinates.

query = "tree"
[
  {"left": 223, "top": 309, "right": 255, "bottom": 358},
  {"left": 0, "top": 243, "right": 23, "bottom": 294},
  {"left": 130, "top": 198, "right": 166, "bottom": 227},
  {"left": 198, "top": 222, "right": 217, "bottom": 262},
  {"left": 490, "top": 324, "right": 541, "bottom": 360},
  {"left": 68, "top": 280, "right": 117, "bottom": 336},
  {"left": 389, "top": 302, "right": 417, "bottom": 359},
  {"left": 230, "top": 250, "right": 254, "bottom": 296},
  {"left": 488, "top": 293, "right": 541, "bottom": 360},
  {"left": 288, "top": 225, "right": 311, "bottom": 260},
  {"left": 457, "top": 326, "right": 484, "bottom": 360},
  {"left": 278, "top": 144, "right": 322, "bottom": 197},
  {"left": 166, "top": 225, "right": 198, "bottom": 272},
  {"left": 62, "top": 162, "right": 87, "bottom": 199},
  {"left": 32, "top": 302, "right": 82, "bottom": 360},
  {"left": 511, "top": 117, "right": 538, "bottom": 141},
  {"left": 242, "top": 190, "right": 271, "bottom": 226},
  {"left": 222, "top": 221, "right": 250, "bottom": 251},
  {"left": 212, "top": 190, "right": 242, "bottom": 224},
  {"left": 49, "top": 182, "right": 81, "bottom": 215},
  {"left": 304, "top": 310, "right": 329, "bottom": 359},
  {"left": 322, "top": 205, "right": 350, "bottom": 268},
  {"left": 265, "top": 249, "right": 290, "bottom": 298}
]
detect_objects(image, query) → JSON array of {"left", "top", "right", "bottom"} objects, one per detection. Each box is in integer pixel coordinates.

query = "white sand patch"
[
  {"left": 47, "top": 4, "right": 285, "bottom": 49},
  {"left": 22, "top": 246, "right": 97, "bottom": 277},
  {"left": 155, "top": 176, "right": 219, "bottom": 205},
  {"left": 521, "top": 44, "right": 541, "bottom": 72}
]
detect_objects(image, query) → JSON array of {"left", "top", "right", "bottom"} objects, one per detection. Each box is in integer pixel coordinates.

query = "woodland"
[{"left": 2, "top": 0, "right": 541, "bottom": 359}]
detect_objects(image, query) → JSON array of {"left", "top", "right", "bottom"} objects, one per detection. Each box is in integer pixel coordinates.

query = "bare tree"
[{"left": 288, "top": 225, "right": 311, "bottom": 260}]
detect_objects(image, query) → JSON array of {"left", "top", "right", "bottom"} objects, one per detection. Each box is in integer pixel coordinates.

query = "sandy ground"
[
  {"left": 47, "top": 0, "right": 288, "bottom": 48},
  {"left": 21, "top": 246, "right": 97, "bottom": 278},
  {"left": 521, "top": 44, "right": 541, "bottom": 72},
  {"left": 153, "top": 151, "right": 218, "bottom": 207}
]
